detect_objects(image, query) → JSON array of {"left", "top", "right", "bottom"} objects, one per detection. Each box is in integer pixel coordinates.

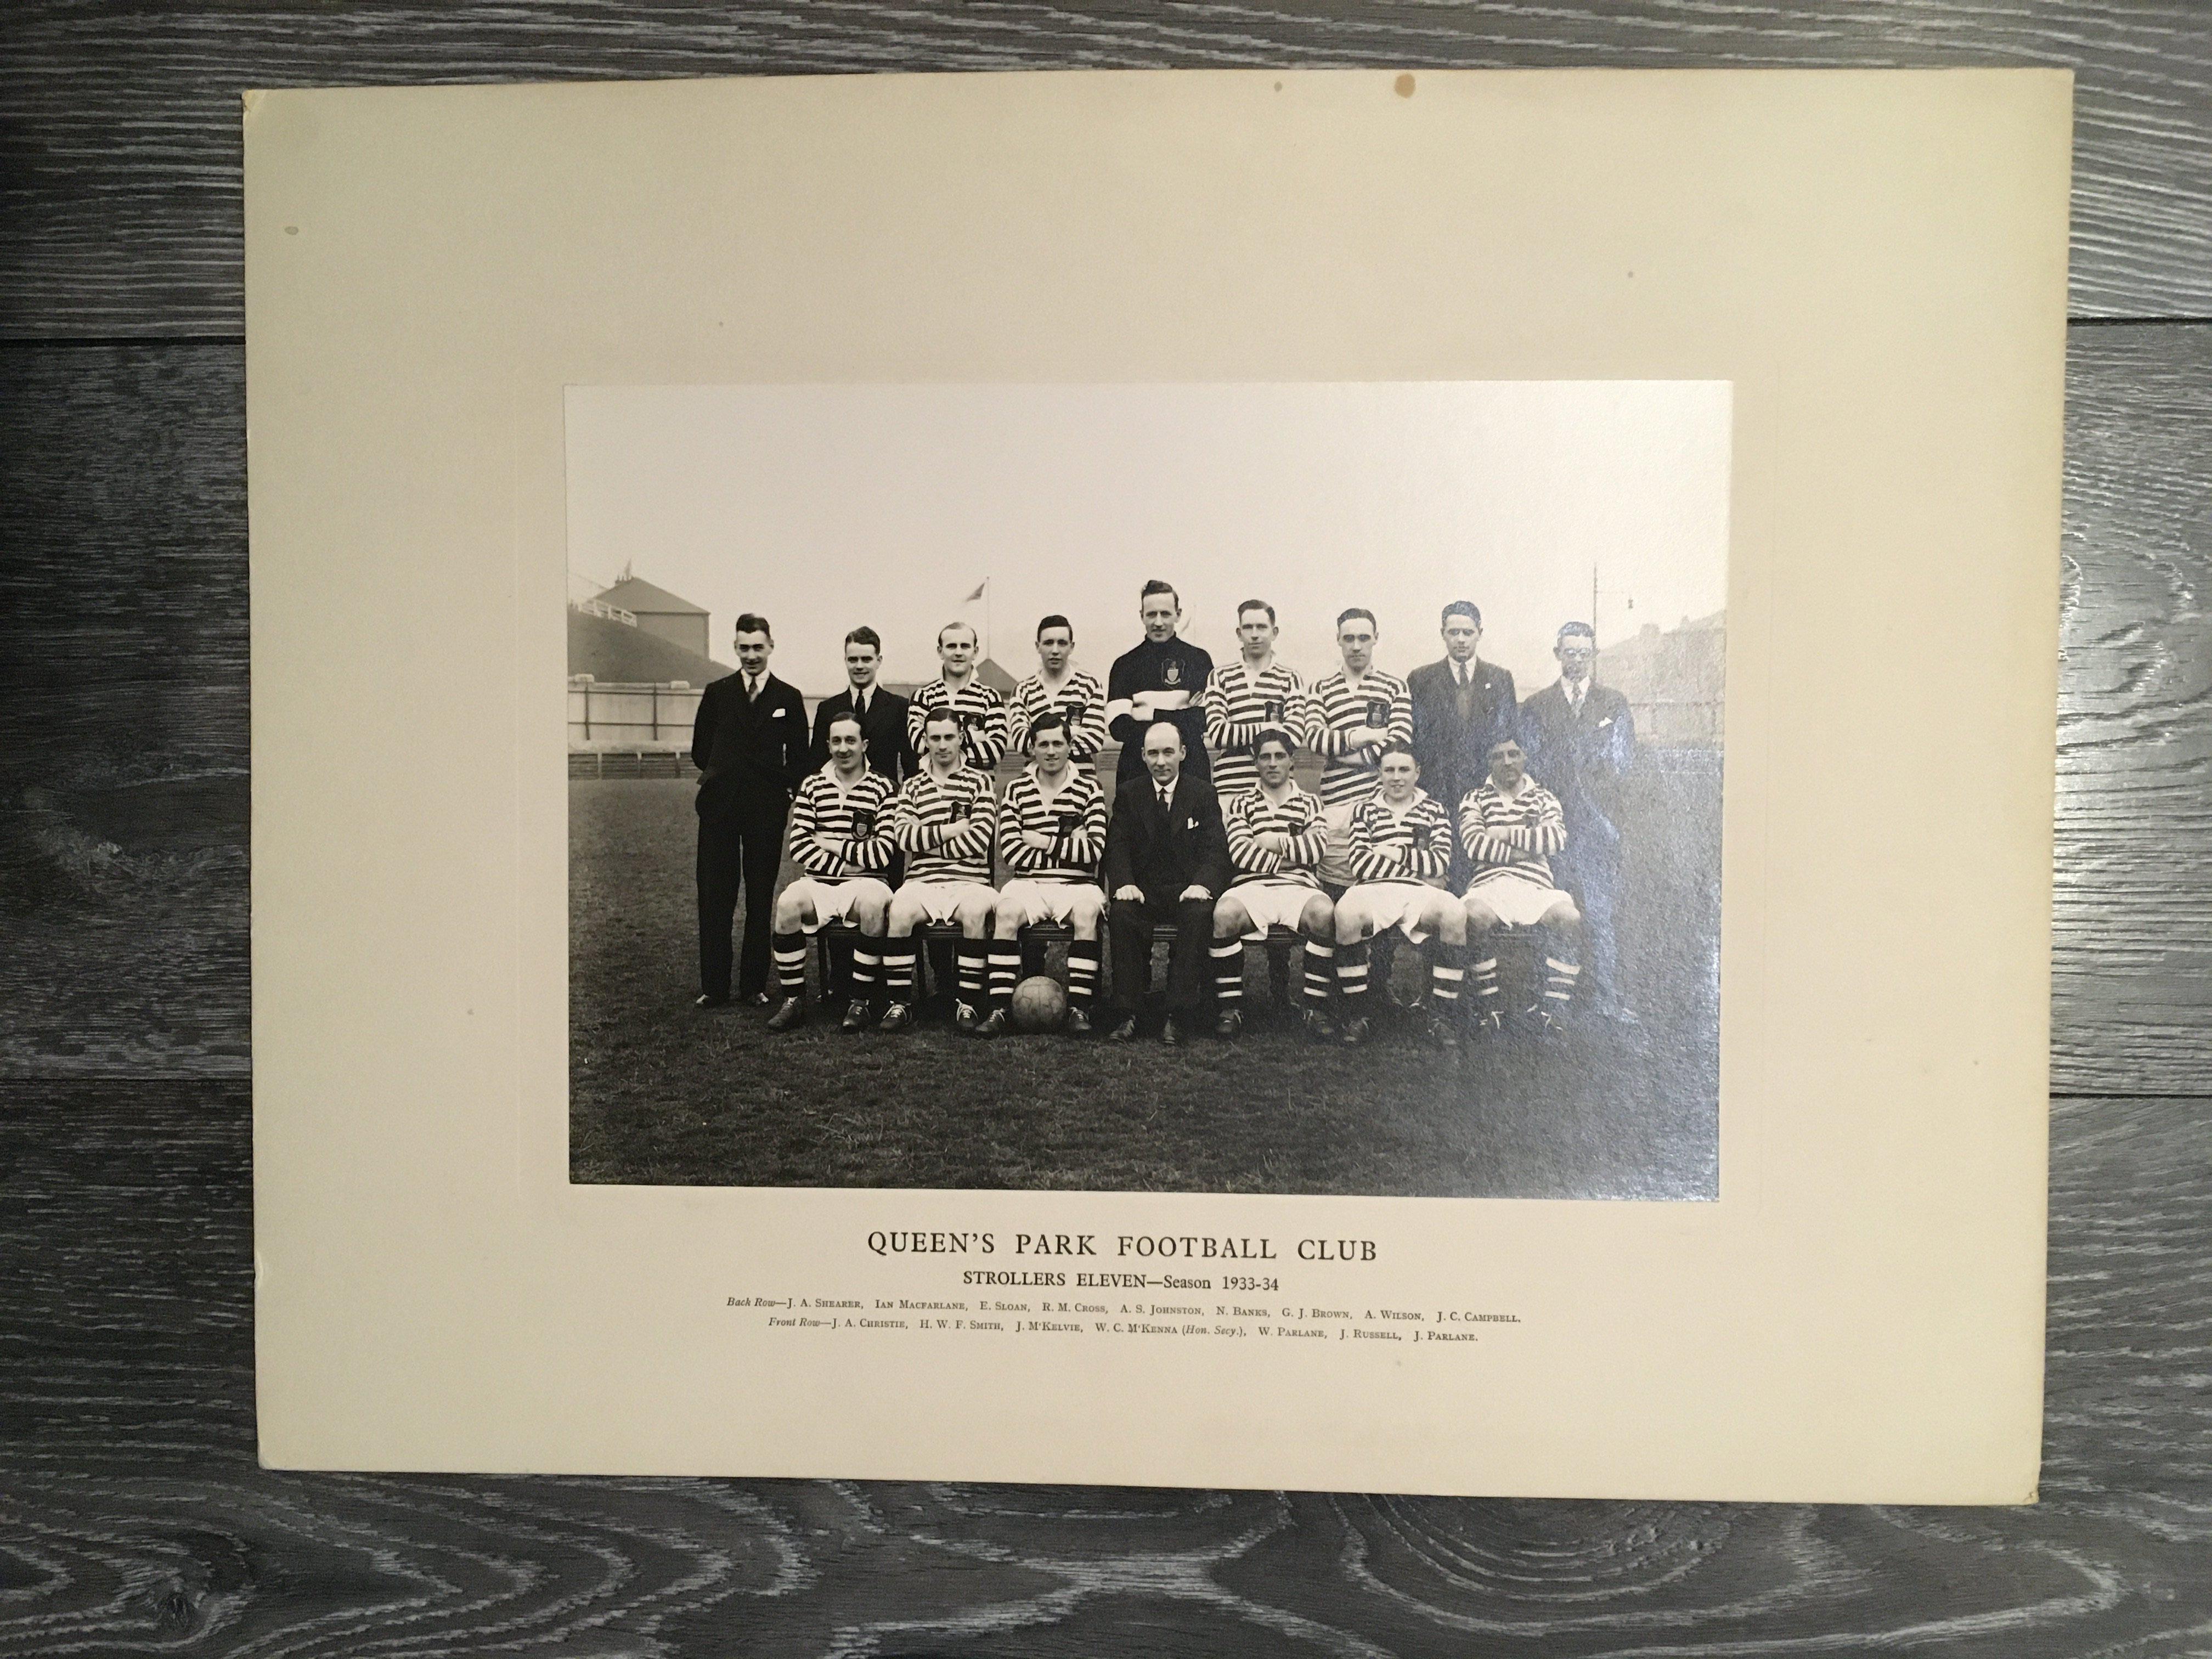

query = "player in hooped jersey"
[
  {"left": 1302, "top": 607, "right": 1415, "bottom": 891},
  {"left": 1459, "top": 736, "right": 1582, "bottom": 1036},
  {"left": 980, "top": 711, "right": 1109, "bottom": 1037},
  {"left": 877, "top": 709, "right": 1000, "bottom": 1033},
  {"left": 905, "top": 620, "right": 1009, "bottom": 773},
  {"left": 1203, "top": 599, "right": 1310, "bottom": 1014},
  {"left": 1335, "top": 742, "right": 1467, "bottom": 1049},
  {"left": 765, "top": 712, "right": 899, "bottom": 1032},
  {"left": 1203, "top": 600, "right": 1307, "bottom": 798},
  {"left": 1211, "top": 729, "right": 1340, "bottom": 1043},
  {"left": 1007, "top": 614, "right": 1109, "bottom": 771}
]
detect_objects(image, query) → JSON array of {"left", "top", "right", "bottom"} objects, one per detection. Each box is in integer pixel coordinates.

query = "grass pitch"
[{"left": 571, "top": 778, "right": 1718, "bottom": 1198}]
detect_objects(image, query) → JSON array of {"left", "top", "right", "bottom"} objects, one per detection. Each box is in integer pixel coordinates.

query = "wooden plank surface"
[
  {"left": 3, "top": 10, "right": 2205, "bottom": 1650},
  {"left": 3, "top": 328, "right": 2202, "bottom": 1087},
  {"left": 2, "top": 1079, "right": 2204, "bottom": 1654},
  {"left": 2, "top": 2, "right": 2210, "bottom": 336}
]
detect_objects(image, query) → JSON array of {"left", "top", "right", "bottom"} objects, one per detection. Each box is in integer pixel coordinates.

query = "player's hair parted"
[
  {"left": 1028, "top": 709, "right": 1072, "bottom": 743},
  {"left": 1441, "top": 600, "right": 1483, "bottom": 629},
  {"left": 734, "top": 612, "right": 774, "bottom": 640},
  {"left": 922, "top": 707, "right": 964, "bottom": 735},
  {"left": 1250, "top": 726, "right": 1296, "bottom": 757},
  {"left": 1378, "top": 739, "right": 1420, "bottom": 764},
  {"left": 1557, "top": 620, "right": 1596, "bottom": 641},
  {"left": 936, "top": 619, "right": 979, "bottom": 648},
  {"left": 1336, "top": 606, "right": 1378, "bottom": 632},
  {"left": 843, "top": 625, "right": 882, "bottom": 652},
  {"left": 1035, "top": 613, "right": 1074, "bottom": 640},
  {"left": 1139, "top": 579, "right": 1180, "bottom": 607},
  {"left": 826, "top": 712, "right": 866, "bottom": 738},
  {"left": 1237, "top": 599, "right": 1278, "bottom": 625}
]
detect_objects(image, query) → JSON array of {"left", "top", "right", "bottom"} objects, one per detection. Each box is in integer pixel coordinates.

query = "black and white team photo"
[{"left": 565, "top": 382, "right": 1729, "bottom": 1199}]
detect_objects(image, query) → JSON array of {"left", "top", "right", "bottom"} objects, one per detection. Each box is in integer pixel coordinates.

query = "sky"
[{"left": 566, "top": 382, "right": 1731, "bottom": 698}]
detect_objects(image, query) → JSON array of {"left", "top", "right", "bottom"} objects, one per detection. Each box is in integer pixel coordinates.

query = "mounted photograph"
[{"left": 565, "top": 381, "right": 1730, "bottom": 1199}]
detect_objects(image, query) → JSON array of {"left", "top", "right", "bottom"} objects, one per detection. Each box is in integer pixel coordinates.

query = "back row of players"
[{"left": 689, "top": 580, "right": 1635, "bottom": 1047}]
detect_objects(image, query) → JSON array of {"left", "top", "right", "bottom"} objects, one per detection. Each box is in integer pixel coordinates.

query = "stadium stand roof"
[
  {"left": 594, "top": 575, "right": 708, "bottom": 618},
  {"left": 568, "top": 608, "right": 730, "bottom": 684}
]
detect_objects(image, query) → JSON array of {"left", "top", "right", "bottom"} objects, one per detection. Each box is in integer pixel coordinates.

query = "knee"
[{"left": 1302, "top": 898, "right": 1336, "bottom": 938}]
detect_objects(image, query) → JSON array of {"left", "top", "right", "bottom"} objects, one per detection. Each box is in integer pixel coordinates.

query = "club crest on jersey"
[{"left": 1163, "top": 661, "right": 1182, "bottom": 686}]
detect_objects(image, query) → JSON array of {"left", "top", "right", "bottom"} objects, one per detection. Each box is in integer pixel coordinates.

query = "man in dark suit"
[
  {"left": 1102, "top": 720, "right": 1233, "bottom": 1046},
  {"left": 1407, "top": 600, "right": 1520, "bottom": 882},
  {"left": 690, "top": 612, "right": 811, "bottom": 1007},
  {"left": 809, "top": 624, "right": 915, "bottom": 785},
  {"left": 1520, "top": 621, "right": 1637, "bottom": 1022}
]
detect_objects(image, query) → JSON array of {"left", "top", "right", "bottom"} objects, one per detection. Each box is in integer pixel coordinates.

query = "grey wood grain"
[
  {"left": 2, "top": 1080, "right": 2204, "bottom": 1654},
  {"left": 4, "top": 328, "right": 2202, "bottom": 1087},
  {"left": 2056, "top": 325, "right": 2212, "bottom": 1093},
  {"left": 0, "top": 343, "right": 249, "bottom": 1075},
  {"left": 1, "top": 1, "right": 2209, "bottom": 336}
]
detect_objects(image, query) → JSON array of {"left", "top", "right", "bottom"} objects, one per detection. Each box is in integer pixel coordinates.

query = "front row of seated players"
[{"left": 764, "top": 712, "right": 1580, "bottom": 1043}]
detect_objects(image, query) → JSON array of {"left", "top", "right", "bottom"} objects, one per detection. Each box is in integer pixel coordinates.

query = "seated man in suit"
[{"left": 1102, "top": 720, "right": 1233, "bottom": 1046}]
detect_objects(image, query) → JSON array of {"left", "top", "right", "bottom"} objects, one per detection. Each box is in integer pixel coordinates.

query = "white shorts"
[
  {"left": 1316, "top": 800, "right": 1361, "bottom": 887},
  {"left": 782, "top": 876, "right": 893, "bottom": 933},
  {"left": 998, "top": 878, "right": 1105, "bottom": 927},
  {"left": 1342, "top": 879, "right": 1443, "bottom": 943},
  {"left": 895, "top": 878, "right": 1000, "bottom": 926},
  {"left": 1462, "top": 871, "right": 1567, "bottom": 929},
  {"left": 1227, "top": 878, "right": 1325, "bottom": 939}
]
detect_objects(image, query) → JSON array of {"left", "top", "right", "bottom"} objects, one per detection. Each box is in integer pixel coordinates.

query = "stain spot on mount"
[{"left": 1395, "top": 73, "right": 1416, "bottom": 98}]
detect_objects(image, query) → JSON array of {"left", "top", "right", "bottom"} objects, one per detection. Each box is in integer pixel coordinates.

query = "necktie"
[
  {"left": 1569, "top": 684, "right": 1583, "bottom": 716},
  {"left": 1159, "top": 786, "right": 1172, "bottom": 811},
  {"left": 747, "top": 675, "right": 760, "bottom": 701},
  {"left": 854, "top": 692, "right": 867, "bottom": 720}
]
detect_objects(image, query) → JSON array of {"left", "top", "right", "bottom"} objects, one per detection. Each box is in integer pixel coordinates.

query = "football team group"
[{"left": 687, "top": 580, "right": 1637, "bottom": 1050}]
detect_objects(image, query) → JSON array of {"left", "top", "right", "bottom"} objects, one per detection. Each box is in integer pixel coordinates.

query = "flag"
[{"left": 962, "top": 579, "right": 989, "bottom": 603}]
